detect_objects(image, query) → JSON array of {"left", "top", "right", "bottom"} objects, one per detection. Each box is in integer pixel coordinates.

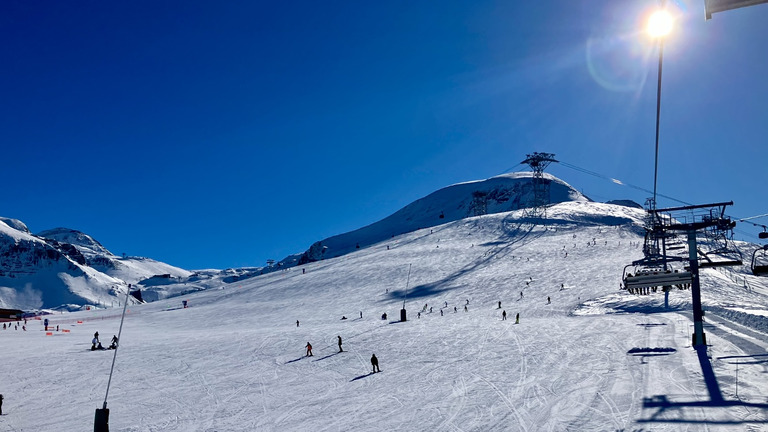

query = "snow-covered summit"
[
  {"left": 295, "top": 171, "right": 589, "bottom": 263},
  {"left": 37, "top": 227, "right": 112, "bottom": 258},
  {"left": 0, "top": 217, "right": 30, "bottom": 233}
]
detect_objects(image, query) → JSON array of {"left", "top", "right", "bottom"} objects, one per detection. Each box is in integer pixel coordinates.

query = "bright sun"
[{"left": 647, "top": 10, "right": 674, "bottom": 38}]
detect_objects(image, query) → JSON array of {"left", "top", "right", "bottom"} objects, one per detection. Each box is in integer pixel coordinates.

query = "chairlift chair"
[
  {"left": 622, "top": 261, "right": 692, "bottom": 292},
  {"left": 751, "top": 245, "right": 768, "bottom": 276}
]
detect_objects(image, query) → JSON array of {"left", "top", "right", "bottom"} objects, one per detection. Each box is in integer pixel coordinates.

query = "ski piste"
[{"left": 5, "top": 201, "right": 768, "bottom": 430}]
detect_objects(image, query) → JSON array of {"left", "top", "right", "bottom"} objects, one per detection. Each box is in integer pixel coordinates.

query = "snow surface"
[{"left": 3, "top": 202, "right": 768, "bottom": 431}]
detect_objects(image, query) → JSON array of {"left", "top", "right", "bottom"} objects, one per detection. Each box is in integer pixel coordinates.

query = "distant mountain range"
[{"left": 0, "top": 172, "right": 641, "bottom": 310}]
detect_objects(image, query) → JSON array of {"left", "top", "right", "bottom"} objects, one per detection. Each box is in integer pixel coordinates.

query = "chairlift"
[
  {"left": 698, "top": 244, "right": 743, "bottom": 268},
  {"left": 751, "top": 245, "right": 768, "bottom": 276},
  {"left": 622, "top": 261, "right": 692, "bottom": 293}
]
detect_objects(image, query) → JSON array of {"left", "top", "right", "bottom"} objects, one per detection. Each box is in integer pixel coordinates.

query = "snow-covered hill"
[
  {"left": 292, "top": 172, "right": 588, "bottom": 265},
  {"left": 4, "top": 200, "right": 768, "bottom": 431}
]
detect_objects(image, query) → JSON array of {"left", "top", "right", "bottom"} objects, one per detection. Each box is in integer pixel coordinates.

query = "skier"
[
  {"left": 547, "top": 296, "right": 551, "bottom": 304},
  {"left": 371, "top": 353, "right": 380, "bottom": 373},
  {"left": 110, "top": 335, "right": 119, "bottom": 349},
  {"left": 417, "top": 312, "right": 421, "bottom": 319},
  {"left": 520, "top": 291, "right": 524, "bottom": 299},
  {"left": 337, "top": 335, "right": 343, "bottom": 352},
  {"left": 305, "top": 342, "right": 313, "bottom": 357},
  {"left": 296, "top": 320, "right": 300, "bottom": 327},
  {"left": 0, "top": 394, "right": 3, "bottom": 415},
  {"left": 498, "top": 301, "right": 502, "bottom": 309},
  {"left": 502, "top": 310, "right": 507, "bottom": 320},
  {"left": 515, "top": 313, "right": 520, "bottom": 324},
  {"left": 454, "top": 307, "right": 457, "bottom": 313},
  {"left": 440, "top": 309, "right": 444, "bottom": 316},
  {"left": 464, "top": 305, "right": 468, "bottom": 312},
  {"left": 360, "top": 311, "right": 362, "bottom": 319},
  {"left": 44, "top": 318, "right": 49, "bottom": 331}
]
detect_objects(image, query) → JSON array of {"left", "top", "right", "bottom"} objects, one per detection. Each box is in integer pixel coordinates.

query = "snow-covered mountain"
[
  {"left": 0, "top": 172, "right": 672, "bottom": 311},
  {"left": 0, "top": 221, "right": 193, "bottom": 310},
  {"left": 292, "top": 172, "right": 589, "bottom": 265},
  {"left": 0, "top": 172, "right": 643, "bottom": 310}
]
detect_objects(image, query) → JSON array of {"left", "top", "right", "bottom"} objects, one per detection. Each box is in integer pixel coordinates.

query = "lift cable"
[
  {"left": 558, "top": 160, "right": 768, "bottom": 238},
  {"left": 558, "top": 161, "right": 691, "bottom": 206}
]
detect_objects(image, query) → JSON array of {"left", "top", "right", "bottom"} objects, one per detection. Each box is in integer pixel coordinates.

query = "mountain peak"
[
  {"left": 0, "top": 217, "right": 30, "bottom": 234},
  {"left": 295, "top": 171, "right": 589, "bottom": 264},
  {"left": 36, "top": 227, "right": 112, "bottom": 257}
]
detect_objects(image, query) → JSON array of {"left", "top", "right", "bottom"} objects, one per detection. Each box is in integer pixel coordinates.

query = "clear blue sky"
[{"left": 2, "top": 0, "right": 767, "bottom": 270}]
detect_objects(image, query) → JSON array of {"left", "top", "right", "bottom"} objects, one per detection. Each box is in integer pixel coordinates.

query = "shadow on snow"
[
  {"left": 350, "top": 372, "right": 378, "bottom": 382},
  {"left": 637, "top": 346, "right": 768, "bottom": 425}
]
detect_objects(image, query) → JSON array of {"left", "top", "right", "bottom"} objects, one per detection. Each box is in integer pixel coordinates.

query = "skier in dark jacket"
[
  {"left": 0, "top": 393, "right": 3, "bottom": 415},
  {"left": 371, "top": 354, "right": 380, "bottom": 373},
  {"left": 305, "top": 342, "right": 313, "bottom": 356},
  {"left": 337, "top": 336, "right": 343, "bottom": 352}
]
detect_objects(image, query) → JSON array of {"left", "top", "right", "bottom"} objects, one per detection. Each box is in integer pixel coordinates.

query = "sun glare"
[{"left": 647, "top": 10, "right": 674, "bottom": 38}]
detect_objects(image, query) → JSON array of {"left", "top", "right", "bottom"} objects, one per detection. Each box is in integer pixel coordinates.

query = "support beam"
[{"left": 705, "top": 0, "right": 768, "bottom": 19}]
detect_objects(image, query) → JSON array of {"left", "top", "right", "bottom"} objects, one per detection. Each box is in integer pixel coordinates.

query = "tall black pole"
[
  {"left": 652, "top": 39, "right": 664, "bottom": 210},
  {"left": 687, "top": 230, "right": 706, "bottom": 347}
]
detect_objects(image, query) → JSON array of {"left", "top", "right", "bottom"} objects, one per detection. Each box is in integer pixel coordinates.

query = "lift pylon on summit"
[{"left": 520, "top": 152, "right": 558, "bottom": 219}]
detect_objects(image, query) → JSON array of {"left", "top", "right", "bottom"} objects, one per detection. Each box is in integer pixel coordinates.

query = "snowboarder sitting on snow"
[
  {"left": 381, "top": 313, "right": 387, "bottom": 320},
  {"left": 92, "top": 337, "right": 105, "bottom": 350},
  {"left": 371, "top": 353, "right": 380, "bottom": 373},
  {"left": 305, "top": 342, "right": 313, "bottom": 357}
]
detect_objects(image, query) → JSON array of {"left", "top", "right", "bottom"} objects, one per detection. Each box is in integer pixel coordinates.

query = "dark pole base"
[
  {"left": 400, "top": 308, "right": 406, "bottom": 322},
  {"left": 692, "top": 333, "right": 707, "bottom": 347},
  {"left": 94, "top": 408, "right": 109, "bottom": 432}
]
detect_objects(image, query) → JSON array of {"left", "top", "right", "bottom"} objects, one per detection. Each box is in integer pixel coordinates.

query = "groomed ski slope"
[{"left": 3, "top": 202, "right": 768, "bottom": 431}]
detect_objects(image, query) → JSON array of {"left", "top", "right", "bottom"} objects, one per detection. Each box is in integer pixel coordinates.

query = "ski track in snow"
[{"left": 3, "top": 204, "right": 768, "bottom": 430}]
